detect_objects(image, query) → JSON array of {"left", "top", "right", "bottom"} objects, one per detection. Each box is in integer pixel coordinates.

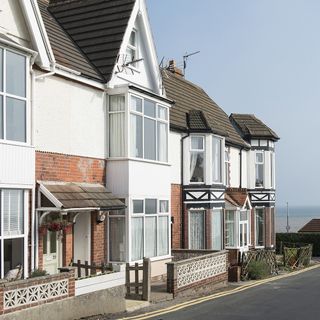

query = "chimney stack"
[{"left": 167, "top": 60, "right": 184, "bottom": 77}]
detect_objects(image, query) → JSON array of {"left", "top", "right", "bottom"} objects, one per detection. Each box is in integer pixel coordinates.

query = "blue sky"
[{"left": 147, "top": 0, "right": 320, "bottom": 207}]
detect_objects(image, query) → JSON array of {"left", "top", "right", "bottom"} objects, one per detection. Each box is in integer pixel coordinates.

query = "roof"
[
  {"left": 46, "top": 0, "right": 136, "bottom": 82},
  {"left": 225, "top": 188, "right": 251, "bottom": 209},
  {"left": 162, "top": 69, "right": 250, "bottom": 148},
  {"left": 230, "top": 113, "right": 279, "bottom": 141},
  {"left": 38, "top": 0, "right": 103, "bottom": 81},
  {"left": 298, "top": 219, "right": 320, "bottom": 233},
  {"left": 39, "top": 181, "right": 125, "bottom": 210}
]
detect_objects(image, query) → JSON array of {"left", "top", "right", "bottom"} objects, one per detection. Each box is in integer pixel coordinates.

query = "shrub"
[
  {"left": 247, "top": 261, "right": 270, "bottom": 280},
  {"left": 29, "top": 269, "right": 48, "bottom": 278}
]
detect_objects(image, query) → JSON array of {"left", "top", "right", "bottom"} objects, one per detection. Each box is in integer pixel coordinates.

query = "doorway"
[
  {"left": 43, "top": 231, "right": 61, "bottom": 274},
  {"left": 73, "top": 213, "right": 91, "bottom": 264}
]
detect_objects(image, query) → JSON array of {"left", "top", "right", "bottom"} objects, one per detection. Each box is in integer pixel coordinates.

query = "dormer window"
[
  {"left": 190, "top": 136, "right": 204, "bottom": 183},
  {"left": 255, "top": 151, "right": 264, "bottom": 187},
  {"left": 126, "top": 30, "right": 138, "bottom": 68},
  {"left": 0, "top": 48, "right": 27, "bottom": 143}
]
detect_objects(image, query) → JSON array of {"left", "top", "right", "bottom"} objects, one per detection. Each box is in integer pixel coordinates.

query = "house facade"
[{"left": 0, "top": 0, "right": 279, "bottom": 289}]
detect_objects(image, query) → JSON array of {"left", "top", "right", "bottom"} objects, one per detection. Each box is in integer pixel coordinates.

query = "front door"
[
  {"left": 43, "top": 231, "right": 60, "bottom": 274},
  {"left": 73, "top": 213, "right": 91, "bottom": 264}
]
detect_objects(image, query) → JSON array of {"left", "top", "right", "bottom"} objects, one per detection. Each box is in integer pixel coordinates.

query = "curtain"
[
  {"left": 189, "top": 211, "right": 204, "bottom": 249},
  {"left": 158, "top": 106, "right": 167, "bottom": 120},
  {"left": 109, "top": 217, "right": 126, "bottom": 262},
  {"left": 255, "top": 209, "right": 264, "bottom": 246},
  {"left": 3, "top": 189, "right": 24, "bottom": 236},
  {"left": 131, "top": 218, "right": 143, "bottom": 260},
  {"left": 130, "top": 114, "right": 143, "bottom": 158},
  {"left": 144, "top": 118, "right": 156, "bottom": 160},
  {"left": 157, "top": 122, "right": 168, "bottom": 162},
  {"left": 159, "top": 216, "right": 169, "bottom": 256},
  {"left": 190, "top": 152, "right": 198, "bottom": 181},
  {"left": 212, "top": 210, "right": 222, "bottom": 250},
  {"left": 225, "top": 211, "right": 235, "bottom": 247},
  {"left": 145, "top": 217, "right": 157, "bottom": 258},
  {"left": 160, "top": 200, "right": 169, "bottom": 213}
]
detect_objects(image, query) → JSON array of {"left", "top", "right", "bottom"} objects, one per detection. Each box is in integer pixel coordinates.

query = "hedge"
[{"left": 276, "top": 233, "right": 320, "bottom": 256}]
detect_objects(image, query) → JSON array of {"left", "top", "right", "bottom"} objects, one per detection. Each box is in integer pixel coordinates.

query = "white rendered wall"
[
  {"left": 35, "top": 73, "right": 107, "bottom": 159},
  {"left": 241, "top": 150, "right": 248, "bottom": 189},
  {"left": 0, "top": 0, "right": 31, "bottom": 47},
  {"left": 229, "top": 147, "right": 240, "bottom": 188},
  {"left": 248, "top": 150, "right": 255, "bottom": 189},
  {"left": 169, "top": 131, "right": 181, "bottom": 184},
  {"left": 106, "top": 161, "right": 129, "bottom": 197}
]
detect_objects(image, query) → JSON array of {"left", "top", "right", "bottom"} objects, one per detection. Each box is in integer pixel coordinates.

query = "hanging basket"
[{"left": 42, "top": 220, "right": 73, "bottom": 233}]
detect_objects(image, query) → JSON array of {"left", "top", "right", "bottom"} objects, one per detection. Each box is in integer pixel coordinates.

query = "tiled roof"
[
  {"left": 298, "top": 219, "right": 320, "bottom": 233},
  {"left": 40, "top": 181, "right": 126, "bottom": 210},
  {"left": 38, "top": 0, "right": 103, "bottom": 81},
  {"left": 162, "top": 69, "right": 250, "bottom": 148},
  {"left": 230, "top": 113, "right": 279, "bottom": 141},
  {"left": 225, "top": 188, "right": 250, "bottom": 208},
  {"left": 47, "top": 0, "right": 135, "bottom": 82}
]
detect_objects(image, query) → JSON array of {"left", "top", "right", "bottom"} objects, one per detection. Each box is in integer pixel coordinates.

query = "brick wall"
[
  {"left": 171, "top": 184, "right": 182, "bottom": 249},
  {"left": 36, "top": 151, "right": 106, "bottom": 184},
  {"left": 90, "top": 211, "right": 105, "bottom": 264},
  {"left": 265, "top": 207, "right": 272, "bottom": 248}
]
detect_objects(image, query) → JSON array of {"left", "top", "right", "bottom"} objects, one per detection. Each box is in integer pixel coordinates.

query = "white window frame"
[
  {"left": 270, "top": 152, "right": 275, "bottom": 189},
  {"left": 212, "top": 136, "right": 223, "bottom": 184},
  {"left": 211, "top": 208, "right": 223, "bottom": 251},
  {"left": 129, "top": 198, "right": 170, "bottom": 262},
  {"left": 129, "top": 93, "right": 169, "bottom": 164},
  {"left": 0, "top": 189, "right": 28, "bottom": 279},
  {"left": 255, "top": 207, "right": 265, "bottom": 248},
  {"left": 189, "top": 135, "right": 205, "bottom": 184},
  {"left": 188, "top": 209, "right": 206, "bottom": 249},
  {"left": 255, "top": 151, "right": 264, "bottom": 188},
  {"left": 126, "top": 29, "right": 139, "bottom": 70},
  {"left": 239, "top": 210, "right": 249, "bottom": 250},
  {"left": 225, "top": 147, "right": 231, "bottom": 187},
  {"left": 0, "top": 46, "right": 29, "bottom": 146}
]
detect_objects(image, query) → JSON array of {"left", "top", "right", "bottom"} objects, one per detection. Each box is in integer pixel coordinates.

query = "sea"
[{"left": 276, "top": 206, "right": 320, "bottom": 233}]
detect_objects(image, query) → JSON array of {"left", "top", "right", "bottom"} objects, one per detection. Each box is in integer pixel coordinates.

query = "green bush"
[
  {"left": 247, "top": 261, "right": 270, "bottom": 280},
  {"left": 276, "top": 233, "right": 320, "bottom": 256},
  {"left": 29, "top": 269, "right": 48, "bottom": 278}
]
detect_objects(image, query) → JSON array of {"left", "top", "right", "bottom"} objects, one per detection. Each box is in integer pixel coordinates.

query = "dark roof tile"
[{"left": 298, "top": 219, "right": 320, "bottom": 233}]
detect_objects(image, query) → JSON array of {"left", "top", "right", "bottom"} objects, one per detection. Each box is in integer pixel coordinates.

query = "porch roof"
[
  {"left": 38, "top": 181, "right": 125, "bottom": 211},
  {"left": 225, "top": 189, "right": 251, "bottom": 210}
]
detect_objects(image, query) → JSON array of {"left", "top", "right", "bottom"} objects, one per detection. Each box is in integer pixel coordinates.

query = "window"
[
  {"left": 270, "top": 152, "right": 275, "bottom": 188},
  {"left": 189, "top": 210, "right": 205, "bottom": 249},
  {"left": 131, "top": 198, "right": 169, "bottom": 261},
  {"left": 109, "top": 209, "right": 126, "bottom": 262},
  {"left": 239, "top": 210, "right": 249, "bottom": 247},
  {"left": 126, "top": 30, "right": 138, "bottom": 68},
  {"left": 255, "top": 208, "right": 264, "bottom": 246},
  {"left": 225, "top": 210, "right": 235, "bottom": 247},
  {"left": 190, "top": 136, "right": 204, "bottom": 183},
  {"left": 212, "top": 209, "right": 223, "bottom": 250},
  {"left": 225, "top": 148, "right": 230, "bottom": 187},
  {"left": 0, "top": 48, "right": 27, "bottom": 143},
  {"left": 130, "top": 95, "right": 168, "bottom": 162},
  {"left": 255, "top": 152, "right": 264, "bottom": 187},
  {"left": 109, "top": 95, "right": 125, "bottom": 157},
  {"left": 0, "top": 189, "right": 26, "bottom": 278},
  {"left": 212, "top": 137, "right": 222, "bottom": 183}
]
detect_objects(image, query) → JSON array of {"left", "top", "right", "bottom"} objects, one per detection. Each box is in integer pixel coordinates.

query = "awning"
[{"left": 37, "top": 181, "right": 126, "bottom": 212}]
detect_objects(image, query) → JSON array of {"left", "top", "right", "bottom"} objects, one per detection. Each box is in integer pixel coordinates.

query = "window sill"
[
  {"left": 129, "top": 254, "right": 172, "bottom": 264},
  {"left": 0, "top": 140, "right": 33, "bottom": 148},
  {"left": 107, "top": 157, "right": 171, "bottom": 167}
]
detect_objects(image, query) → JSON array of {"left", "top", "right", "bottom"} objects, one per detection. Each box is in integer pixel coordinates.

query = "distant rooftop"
[{"left": 298, "top": 219, "right": 320, "bottom": 233}]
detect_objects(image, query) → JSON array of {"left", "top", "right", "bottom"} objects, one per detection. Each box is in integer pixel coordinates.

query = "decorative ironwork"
[
  {"left": 176, "top": 252, "right": 227, "bottom": 289},
  {"left": 4, "top": 279, "right": 68, "bottom": 310}
]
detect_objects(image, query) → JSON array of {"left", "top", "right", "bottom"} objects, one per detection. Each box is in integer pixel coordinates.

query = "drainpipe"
[
  {"left": 180, "top": 132, "right": 190, "bottom": 249},
  {"left": 239, "top": 147, "right": 244, "bottom": 189}
]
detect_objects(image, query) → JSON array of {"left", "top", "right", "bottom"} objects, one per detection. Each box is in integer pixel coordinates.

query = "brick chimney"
[{"left": 167, "top": 60, "right": 184, "bottom": 77}]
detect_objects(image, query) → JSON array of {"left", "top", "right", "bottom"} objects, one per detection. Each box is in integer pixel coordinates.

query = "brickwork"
[
  {"left": 63, "top": 225, "right": 73, "bottom": 266},
  {"left": 265, "top": 207, "right": 272, "bottom": 248},
  {"left": 91, "top": 211, "right": 106, "bottom": 264},
  {"left": 171, "top": 184, "right": 182, "bottom": 249},
  {"left": 250, "top": 208, "right": 255, "bottom": 246}
]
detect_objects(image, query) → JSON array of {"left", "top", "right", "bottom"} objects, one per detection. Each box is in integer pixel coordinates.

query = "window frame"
[
  {"left": 129, "top": 198, "right": 170, "bottom": 262},
  {"left": 189, "top": 135, "right": 205, "bottom": 184},
  {"left": 255, "top": 151, "right": 265, "bottom": 188},
  {"left": 188, "top": 209, "right": 206, "bottom": 250},
  {"left": 255, "top": 207, "right": 265, "bottom": 248},
  {"left": 126, "top": 29, "right": 139, "bottom": 69},
  {"left": 225, "top": 147, "right": 231, "bottom": 187},
  {"left": 0, "top": 46, "right": 28, "bottom": 145},
  {"left": 212, "top": 135, "right": 223, "bottom": 184}
]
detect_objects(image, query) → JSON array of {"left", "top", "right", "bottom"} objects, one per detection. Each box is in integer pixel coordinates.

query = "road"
[{"left": 145, "top": 267, "right": 320, "bottom": 320}]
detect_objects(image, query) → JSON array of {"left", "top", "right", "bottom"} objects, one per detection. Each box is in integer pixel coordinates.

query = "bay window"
[
  {"left": 255, "top": 151, "right": 264, "bottom": 187},
  {"left": 130, "top": 95, "right": 168, "bottom": 162},
  {"left": 131, "top": 199, "right": 169, "bottom": 261},
  {"left": 239, "top": 210, "right": 249, "bottom": 247},
  {"left": 255, "top": 208, "right": 264, "bottom": 246},
  {"left": 211, "top": 209, "right": 223, "bottom": 250},
  {"left": 270, "top": 152, "right": 275, "bottom": 188},
  {"left": 0, "top": 48, "right": 27, "bottom": 143},
  {"left": 225, "top": 148, "right": 230, "bottom": 187},
  {"left": 225, "top": 210, "right": 235, "bottom": 247},
  {"left": 0, "top": 189, "right": 26, "bottom": 278},
  {"left": 212, "top": 137, "right": 222, "bottom": 183},
  {"left": 190, "top": 136, "right": 204, "bottom": 183},
  {"left": 189, "top": 210, "right": 205, "bottom": 249}
]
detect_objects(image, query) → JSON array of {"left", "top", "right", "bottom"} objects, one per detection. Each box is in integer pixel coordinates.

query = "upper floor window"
[
  {"left": 212, "top": 137, "right": 222, "bottom": 183},
  {"left": 255, "top": 151, "right": 264, "bottom": 187},
  {"left": 0, "top": 48, "right": 27, "bottom": 143},
  {"left": 270, "top": 152, "right": 275, "bottom": 188},
  {"left": 190, "top": 136, "right": 204, "bottom": 183},
  {"left": 130, "top": 95, "right": 168, "bottom": 162},
  {"left": 126, "top": 30, "right": 138, "bottom": 68},
  {"left": 225, "top": 148, "right": 230, "bottom": 187}
]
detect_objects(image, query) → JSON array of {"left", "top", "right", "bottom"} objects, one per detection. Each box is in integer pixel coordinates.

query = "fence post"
[
  {"left": 77, "top": 260, "right": 81, "bottom": 278},
  {"left": 142, "top": 258, "right": 151, "bottom": 301},
  {"left": 125, "top": 263, "right": 130, "bottom": 296}
]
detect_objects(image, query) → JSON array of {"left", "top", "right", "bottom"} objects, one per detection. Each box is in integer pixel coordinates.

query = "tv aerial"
[{"left": 183, "top": 51, "right": 200, "bottom": 76}]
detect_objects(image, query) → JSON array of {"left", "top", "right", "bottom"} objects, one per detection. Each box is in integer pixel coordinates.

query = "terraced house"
[{"left": 0, "top": 0, "right": 279, "bottom": 316}]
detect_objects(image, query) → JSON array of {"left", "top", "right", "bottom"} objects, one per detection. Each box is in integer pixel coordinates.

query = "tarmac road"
[{"left": 143, "top": 266, "right": 320, "bottom": 320}]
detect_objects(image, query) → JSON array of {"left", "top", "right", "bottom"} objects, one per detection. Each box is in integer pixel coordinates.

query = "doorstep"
[{"left": 125, "top": 299, "right": 150, "bottom": 313}]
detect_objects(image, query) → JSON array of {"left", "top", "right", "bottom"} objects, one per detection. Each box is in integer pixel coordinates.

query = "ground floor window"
[
  {"left": 131, "top": 198, "right": 169, "bottom": 261},
  {"left": 225, "top": 210, "right": 235, "bottom": 247},
  {"left": 189, "top": 210, "right": 205, "bottom": 249},
  {"left": 255, "top": 208, "right": 265, "bottom": 246},
  {"left": 239, "top": 210, "right": 249, "bottom": 247},
  {"left": 0, "top": 189, "right": 26, "bottom": 278},
  {"left": 212, "top": 209, "right": 223, "bottom": 250}
]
